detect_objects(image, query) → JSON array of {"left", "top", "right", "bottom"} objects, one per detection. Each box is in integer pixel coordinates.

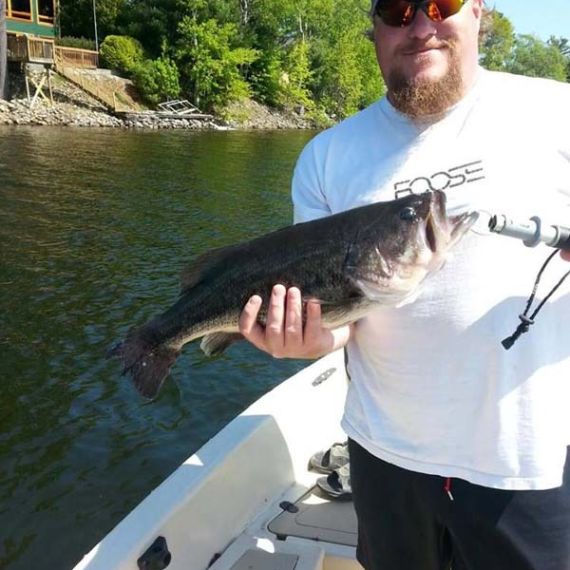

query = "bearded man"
[{"left": 240, "top": 1, "right": 570, "bottom": 568}]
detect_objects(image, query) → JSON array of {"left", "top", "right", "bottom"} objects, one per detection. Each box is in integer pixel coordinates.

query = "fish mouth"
[
  {"left": 425, "top": 212, "right": 438, "bottom": 253},
  {"left": 449, "top": 211, "right": 480, "bottom": 245},
  {"left": 424, "top": 191, "right": 447, "bottom": 253},
  {"left": 426, "top": 191, "right": 479, "bottom": 250}
]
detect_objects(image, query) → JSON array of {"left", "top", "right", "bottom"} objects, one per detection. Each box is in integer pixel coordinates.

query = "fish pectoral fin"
[{"left": 200, "top": 332, "right": 244, "bottom": 357}]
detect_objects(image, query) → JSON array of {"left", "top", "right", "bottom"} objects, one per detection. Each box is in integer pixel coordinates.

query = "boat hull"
[{"left": 75, "top": 351, "right": 359, "bottom": 570}]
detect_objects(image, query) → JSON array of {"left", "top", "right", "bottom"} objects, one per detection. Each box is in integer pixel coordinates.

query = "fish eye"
[{"left": 399, "top": 206, "right": 418, "bottom": 222}]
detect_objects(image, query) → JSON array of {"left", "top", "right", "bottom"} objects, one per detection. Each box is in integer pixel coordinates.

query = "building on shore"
[
  {"left": 3, "top": 0, "right": 100, "bottom": 103},
  {"left": 5, "top": 0, "right": 56, "bottom": 69},
  {"left": 5, "top": 0, "right": 56, "bottom": 38}
]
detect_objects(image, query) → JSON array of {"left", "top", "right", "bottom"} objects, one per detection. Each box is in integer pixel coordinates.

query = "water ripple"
[{"left": 0, "top": 126, "right": 315, "bottom": 569}]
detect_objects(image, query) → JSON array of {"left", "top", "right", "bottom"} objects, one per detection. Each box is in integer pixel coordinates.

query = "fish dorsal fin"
[{"left": 180, "top": 243, "right": 243, "bottom": 294}]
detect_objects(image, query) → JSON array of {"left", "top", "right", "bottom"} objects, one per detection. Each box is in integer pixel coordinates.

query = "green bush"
[
  {"left": 132, "top": 58, "right": 181, "bottom": 106},
  {"left": 56, "top": 37, "right": 97, "bottom": 51},
  {"left": 99, "top": 35, "right": 145, "bottom": 74}
]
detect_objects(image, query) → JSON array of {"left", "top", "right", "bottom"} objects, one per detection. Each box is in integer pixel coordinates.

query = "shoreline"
[
  {"left": 0, "top": 74, "right": 317, "bottom": 131},
  {"left": 0, "top": 98, "right": 316, "bottom": 131}
]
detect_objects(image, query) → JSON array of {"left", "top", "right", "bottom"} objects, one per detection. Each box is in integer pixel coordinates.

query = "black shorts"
[{"left": 348, "top": 439, "right": 570, "bottom": 570}]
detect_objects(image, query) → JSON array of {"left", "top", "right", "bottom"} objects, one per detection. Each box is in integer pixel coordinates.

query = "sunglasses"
[{"left": 373, "top": 0, "right": 466, "bottom": 28}]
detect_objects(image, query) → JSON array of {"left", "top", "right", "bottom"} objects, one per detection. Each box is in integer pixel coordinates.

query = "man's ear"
[{"left": 471, "top": 0, "right": 485, "bottom": 20}]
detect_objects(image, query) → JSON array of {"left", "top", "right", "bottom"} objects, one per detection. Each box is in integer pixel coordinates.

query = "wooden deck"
[
  {"left": 7, "top": 34, "right": 54, "bottom": 64},
  {"left": 7, "top": 34, "right": 99, "bottom": 68}
]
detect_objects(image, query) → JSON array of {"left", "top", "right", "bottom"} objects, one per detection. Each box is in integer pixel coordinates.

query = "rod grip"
[{"left": 553, "top": 226, "right": 570, "bottom": 251}]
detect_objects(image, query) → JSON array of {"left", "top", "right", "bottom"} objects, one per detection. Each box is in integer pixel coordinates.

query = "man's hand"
[
  {"left": 561, "top": 250, "right": 570, "bottom": 262},
  {"left": 239, "top": 284, "right": 353, "bottom": 359}
]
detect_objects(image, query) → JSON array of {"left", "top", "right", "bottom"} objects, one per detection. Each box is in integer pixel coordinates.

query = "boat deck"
[
  {"left": 209, "top": 479, "right": 360, "bottom": 570},
  {"left": 269, "top": 487, "right": 357, "bottom": 546},
  {"left": 211, "top": 488, "right": 359, "bottom": 570}
]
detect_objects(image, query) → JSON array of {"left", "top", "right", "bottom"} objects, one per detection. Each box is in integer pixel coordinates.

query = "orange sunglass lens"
[
  {"left": 431, "top": 0, "right": 463, "bottom": 18},
  {"left": 426, "top": 2, "right": 443, "bottom": 21},
  {"left": 375, "top": 0, "right": 463, "bottom": 27}
]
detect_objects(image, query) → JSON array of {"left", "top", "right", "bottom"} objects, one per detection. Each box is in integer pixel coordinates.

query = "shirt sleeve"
[{"left": 291, "top": 137, "right": 332, "bottom": 224}]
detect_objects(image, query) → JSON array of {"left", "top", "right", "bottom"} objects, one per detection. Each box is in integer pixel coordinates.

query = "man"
[{"left": 240, "top": 0, "right": 570, "bottom": 568}]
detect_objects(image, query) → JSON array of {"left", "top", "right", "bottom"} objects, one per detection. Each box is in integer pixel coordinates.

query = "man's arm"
[{"left": 239, "top": 285, "right": 353, "bottom": 359}]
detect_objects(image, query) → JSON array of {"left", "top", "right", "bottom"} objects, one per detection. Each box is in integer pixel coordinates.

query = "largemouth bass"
[{"left": 110, "top": 190, "right": 477, "bottom": 399}]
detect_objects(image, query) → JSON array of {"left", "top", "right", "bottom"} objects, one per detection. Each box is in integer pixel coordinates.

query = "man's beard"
[{"left": 386, "top": 42, "right": 464, "bottom": 121}]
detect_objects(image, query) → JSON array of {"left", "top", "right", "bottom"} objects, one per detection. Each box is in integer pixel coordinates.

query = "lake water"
[{"left": 0, "top": 126, "right": 316, "bottom": 569}]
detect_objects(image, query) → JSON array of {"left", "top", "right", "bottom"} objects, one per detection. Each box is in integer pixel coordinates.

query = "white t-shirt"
[{"left": 292, "top": 69, "right": 570, "bottom": 490}]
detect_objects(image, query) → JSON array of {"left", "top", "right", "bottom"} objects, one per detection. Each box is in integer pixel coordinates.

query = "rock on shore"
[
  {"left": 0, "top": 70, "right": 315, "bottom": 130},
  {"left": 0, "top": 97, "right": 123, "bottom": 128},
  {"left": 220, "top": 98, "right": 314, "bottom": 130}
]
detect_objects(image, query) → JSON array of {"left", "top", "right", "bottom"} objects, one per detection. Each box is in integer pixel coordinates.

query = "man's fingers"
[
  {"left": 561, "top": 249, "right": 570, "bottom": 262},
  {"left": 265, "top": 284, "right": 287, "bottom": 353},
  {"left": 285, "top": 287, "right": 303, "bottom": 347},
  {"left": 304, "top": 299, "right": 323, "bottom": 341},
  {"left": 239, "top": 295, "right": 266, "bottom": 349},
  {"left": 240, "top": 288, "right": 350, "bottom": 359}
]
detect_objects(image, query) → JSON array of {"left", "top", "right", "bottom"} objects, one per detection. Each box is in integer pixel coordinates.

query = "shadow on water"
[{"left": 0, "top": 126, "right": 316, "bottom": 569}]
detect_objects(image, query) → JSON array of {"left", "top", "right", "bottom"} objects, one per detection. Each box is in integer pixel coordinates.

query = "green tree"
[
  {"left": 240, "top": 0, "right": 297, "bottom": 106},
  {"left": 177, "top": 0, "right": 241, "bottom": 27},
  {"left": 479, "top": 9, "right": 514, "bottom": 71},
  {"left": 548, "top": 36, "right": 570, "bottom": 81},
  {"left": 549, "top": 36, "right": 570, "bottom": 57},
  {"left": 53, "top": 0, "right": 395, "bottom": 119},
  {"left": 310, "top": 0, "right": 383, "bottom": 118},
  {"left": 507, "top": 34, "right": 567, "bottom": 82},
  {"left": 356, "top": 32, "right": 386, "bottom": 109},
  {"left": 59, "top": 0, "right": 124, "bottom": 41},
  {"left": 115, "top": 0, "right": 181, "bottom": 59},
  {"left": 176, "top": 15, "right": 258, "bottom": 108},
  {"left": 279, "top": 39, "right": 313, "bottom": 111},
  {"left": 248, "top": 49, "right": 284, "bottom": 106},
  {"left": 315, "top": 31, "right": 364, "bottom": 117}
]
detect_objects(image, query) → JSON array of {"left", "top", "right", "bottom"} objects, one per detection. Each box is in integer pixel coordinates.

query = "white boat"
[{"left": 75, "top": 350, "right": 361, "bottom": 570}]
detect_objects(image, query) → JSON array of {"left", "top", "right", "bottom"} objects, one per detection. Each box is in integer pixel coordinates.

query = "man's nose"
[{"left": 407, "top": 8, "right": 438, "bottom": 39}]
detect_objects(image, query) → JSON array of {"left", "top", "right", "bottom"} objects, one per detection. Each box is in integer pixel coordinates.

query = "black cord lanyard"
[{"left": 502, "top": 250, "right": 570, "bottom": 349}]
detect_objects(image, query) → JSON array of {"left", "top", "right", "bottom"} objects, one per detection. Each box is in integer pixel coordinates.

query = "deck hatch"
[{"left": 268, "top": 487, "right": 357, "bottom": 547}]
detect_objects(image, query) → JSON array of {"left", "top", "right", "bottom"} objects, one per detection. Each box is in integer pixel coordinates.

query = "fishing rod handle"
[{"left": 488, "top": 214, "right": 570, "bottom": 251}]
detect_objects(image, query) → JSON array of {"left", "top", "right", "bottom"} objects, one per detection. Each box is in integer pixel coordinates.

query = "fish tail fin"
[
  {"left": 200, "top": 332, "right": 244, "bottom": 357},
  {"left": 108, "top": 334, "right": 179, "bottom": 399}
]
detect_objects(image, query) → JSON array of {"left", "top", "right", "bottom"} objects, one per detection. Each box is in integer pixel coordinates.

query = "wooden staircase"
[{"left": 53, "top": 48, "right": 141, "bottom": 113}]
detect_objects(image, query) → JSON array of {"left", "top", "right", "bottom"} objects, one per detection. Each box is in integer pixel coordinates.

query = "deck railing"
[
  {"left": 7, "top": 34, "right": 55, "bottom": 64},
  {"left": 28, "top": 36, "right": 55, "bottom": 63},
  {"left": 7, "top": 35, "right": 99, "bottom": 68},
  {"left": 54, "top": 46, "right": 99, "bottom": 69}
]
